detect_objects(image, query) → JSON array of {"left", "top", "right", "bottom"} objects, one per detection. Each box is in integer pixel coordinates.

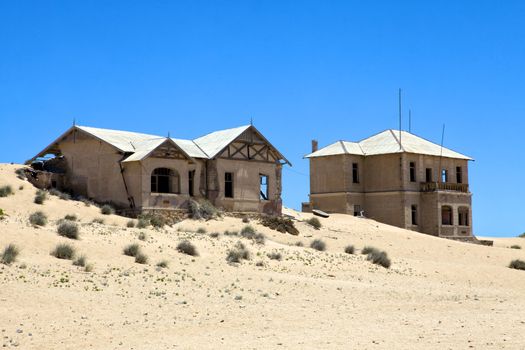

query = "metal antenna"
[
  {"left": 250, "top": 117, "right": 253, "bottom": 126},
  {"left": 409, "top": 109, "right": 412, "bottom": 133},
  {"left": 73, "top": 118, "right": 76, "bottom": 126},
  {"left": 398, "top": 88, "right": 402, "bottom": 149},
  {"left": 167, "top": 131, "right": 170, "bottom": 138}
]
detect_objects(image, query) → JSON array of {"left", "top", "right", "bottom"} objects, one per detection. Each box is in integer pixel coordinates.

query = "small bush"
[
  {"left": 18, "top": 185, "right": 24, "bottom": 190},
  {"left": 366, "top": 249, "right": 391, "bottom": 269},
  {"left": 0, "top": 185, "right": 13, "bottom": 197},
  {"left": 29, "top": 211, "right": 48, "bottom": 226},
  {"left": 226, "top": 242, "right": 250, "bottom": 263},
  {"left": 34, "top": 190, "right": 47, "bottom": 204},
  {"left": 242, "top": 217, "right": 250, "bottom": 223},
  {"left": 310, "top": 239, "right": 326, "bottom": 251},
  {"left": 123, "top": 243, "right": 141, "bottom": 257},
  {"left": 149, "top": 214, "right": 166, "bottom": 228},
  {"left": 306, "top": 217, "right": 322, "bottom": 230},
  {"left": 137, "top": 218, "right": 149, "bottom": 228},
  {"left": 260, "top": 216, "right": 299, "bottom": 235},
  {"left": 73, "top": 255, "right": 87, "bottom": 267},
  {"left": 49, "top": 188, "right": 61, "bottom": 196},
  {"left": 509, "top": 259, "right": 525, "bottom": 270},
  {"left": 51, "top": 243, "right": 75, "bottom": 260},
  {"left": 135, "top": 253, "right": 148, "bottom": 264},
  {"left": 344, "top": 245, "right": 355, "bottom": 254},
  {"left": 126, "top": 220, "right": 135, "bottom": 228},
  {"left": 188, "top": 199, "right": 219, "bottom": 220},
  {"left": 92, "top": 218, "right": 105, "bottom": 224},
  {"left": 295, "top": 241, "right": 304, "bottom": 247},
  {"left": 255, "top": 260, "right": 264, "bottom": 267},
  {"left": 138, "top": 232, "right": 147, "bottom": 241},
  {"left": 100, "top": 204, "right": 114, "bottom": 215},
  {"left": 177, "top": 240, "right": 198, "bottom": 256},
  {"left": 267, "top": 251, "right": 282, "bottom": 261},
  {"left": 510, "top": 245, "right": 521, "bottom": 249},
  {"left": 224, "top": 230, "right": 238, "bottom": 236},
  {"left": 84, "top": 264, "right": 94, "bottom": 272},
  {"left": 1, "top": 244, "right": 20, "bottom": 265},
  {"left": 64, "top": 214, "right": 77, "bottom": 221},
  {"left": 254, "top": 233, "right": 266, "bottom": 245},
  {"left": 240, "top": 225, "right": 256, "bottom": 238},
  {"left": 361, "top": 246, "right": 378, "bottom": 255},
  {"left": 197, "top": 227, "right": 207, "bottom": 234},
  {"left": 59, "top": 192, "right": 71, "bottom": 200},
  {"left": 209, "top": 232, "right": 220, "bottom": 238},
  {"left": 57, "top": 221, "right": 79, "bottom": 239},
  {"left": 156, "top": 260, "right": 169, "bottom": 268}
]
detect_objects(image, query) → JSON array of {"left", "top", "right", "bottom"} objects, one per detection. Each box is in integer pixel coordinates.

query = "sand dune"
[{"left": 0, "top": 163, "right": 524, "bottom": 349}]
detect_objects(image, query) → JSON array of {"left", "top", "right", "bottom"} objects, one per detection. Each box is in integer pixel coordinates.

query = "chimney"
[{"left": 311, "top": 139, "right": 318, "bottom": 152}]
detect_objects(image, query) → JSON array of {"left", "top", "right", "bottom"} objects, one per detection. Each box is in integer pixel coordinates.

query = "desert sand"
[{"left": 0, "top": 163, "right": 524, "bottom": 349}]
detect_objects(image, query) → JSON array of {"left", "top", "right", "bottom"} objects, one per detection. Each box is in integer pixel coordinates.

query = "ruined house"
[
  {"left": 304, "top": 130, "right": 474, "bottom": 240},
  {"left": 28, "top": 124, "right": 290, "bottom": 215}
]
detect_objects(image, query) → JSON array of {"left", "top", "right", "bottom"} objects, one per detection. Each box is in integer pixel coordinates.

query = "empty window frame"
[
  {"left": 441, "top": 205, "right": 453, "bottom": 226},
  {"left": 353, "top": 205, "right": 362, "bottom": 217},
  {"left": 260, "top": 174, "right": 269, "bottom": 200},
  {"left": 151, "top": 168, "right": 180, "bottom": 194},
  {"left": 411, "top": 205, "right": 418, "bottom": 225},
  {"left": 441, "top": 169, "right": 448, "bottom": 183},
  {"left": 352, "top": 163, "right": 359, "bottom": 184},
  {"left": 425, "top": 168, "right": 433, "bottom": 182},
  {"left": 224, "top": 172, "right": 234, "bottom": 198},
  {"left": 456, "top": 166, "right": 463, "bottom": 184},
  {"left": 458, "top": 207, "right": 469, "bottom": 226},
  {"left": 409, "top": 162, "right": 416, "bottom": 182}
]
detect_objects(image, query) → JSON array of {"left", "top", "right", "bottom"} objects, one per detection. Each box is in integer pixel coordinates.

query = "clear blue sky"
[{"left": 2, "top": 1, "right": 524, "bottom": 237}]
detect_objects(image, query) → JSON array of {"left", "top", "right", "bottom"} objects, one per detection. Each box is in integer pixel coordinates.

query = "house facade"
[
  {"left": 304, "top": 130, "right": 474, "bottom": 240},
  {"left": 29, "top": 124, "right": 290, "bottom": 216}
]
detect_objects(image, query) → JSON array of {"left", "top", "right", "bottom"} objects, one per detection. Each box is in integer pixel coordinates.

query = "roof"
[
  {"left": 31, "top": 124, "right": 289, "bottom": 165},
  {"left": 305, "top": 129, "right": 473, "bottom": 160}
]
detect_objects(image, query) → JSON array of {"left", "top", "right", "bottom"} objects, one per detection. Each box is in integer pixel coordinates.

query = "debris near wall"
[{"left": 259, "top": 215, "right": 299, "bottom": 235}]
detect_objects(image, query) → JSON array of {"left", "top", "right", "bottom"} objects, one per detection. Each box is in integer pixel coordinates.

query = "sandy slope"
[{"left": 0, "top": 163, "right": 524, "bottom": 349}]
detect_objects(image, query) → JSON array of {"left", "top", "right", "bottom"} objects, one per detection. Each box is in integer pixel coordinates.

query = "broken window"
[
  {"left": 458, "top": 207, "right": 469, "bottom": 226},
  {"left": 151, "top": 168, "right": 180, "bottom": 194},
  {"left": 259, "top": 174, "right": 269, "bottom": 200},
  {"left": 425, "top": 168, "right": 433, "bottom": 182},
  {"left": 409, "top": 162, "right": 416, "bottom": 182},
  {"left": 456, "top": 166, "right": 463, "bottom": 184},
  {"left": 353, "top": 205, "right": 362, "bottom": 217},
  {"left": 352, "top": 163, "right": 359, "bottom": 184},
  {"left": 441, "top": 169, "right": 448, "bottom": 183},
  {"left": 411, "top": 205, "right": 418, "bottom": 225},
  {"left": 188, "top": 170, "right": 195, "bottom": 197},
  {"left": 441, "top": 205, "right": 453, "bottom": 225},
  {"left": 225, "top": 172, "right": 234, "bottom": 198}
]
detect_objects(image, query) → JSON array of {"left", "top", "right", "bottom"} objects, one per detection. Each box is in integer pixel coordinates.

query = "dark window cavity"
[
  {"left": 259, "top": 174, "right": 269, "bottom": 200},
  {"left": 409, "top": 162, "right": 416, "bottom": 182},
  {"left": 411, "top": 205, "right": 418, "bottom": 225},
  {"left": 441, "top": 205, "right": 453, "bottom": 225},
  {"left": 352, "top": 163, "right": 359, "bottom": 184},
  {"left": 225, "top": 172, "right": 234, "bottom": 198},
  {"left": 151, "top": 168, "right": 179, "bottom": 194}
]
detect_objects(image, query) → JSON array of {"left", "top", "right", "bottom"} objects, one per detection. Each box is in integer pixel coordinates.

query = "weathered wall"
[
  {"left": 213, "top": 158, "right": 281, "bottom": 215},
  {"left": 59, "top": 131, "right": 130, "bottom": 207}
]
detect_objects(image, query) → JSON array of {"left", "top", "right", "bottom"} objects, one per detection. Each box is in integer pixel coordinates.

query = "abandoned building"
[
  {"left": 304, "top": 129, "right": 474, "bottom": 240},
  {"left": 28, "top": 124, "right": 290, "bottom": 215}
]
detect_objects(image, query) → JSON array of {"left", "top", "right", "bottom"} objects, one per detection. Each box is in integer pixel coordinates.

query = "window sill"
[{"left": 150, "top": 192, "right": 182, "bottom": 196}]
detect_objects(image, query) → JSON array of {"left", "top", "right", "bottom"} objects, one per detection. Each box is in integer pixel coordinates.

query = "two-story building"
[{"left": 304, "top": 130, "right": 474, "bottom": 240}]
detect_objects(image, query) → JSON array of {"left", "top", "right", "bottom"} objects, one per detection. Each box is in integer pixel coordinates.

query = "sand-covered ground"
[{"left": 0, "top": 163, "right": 524, "bottom": 349}]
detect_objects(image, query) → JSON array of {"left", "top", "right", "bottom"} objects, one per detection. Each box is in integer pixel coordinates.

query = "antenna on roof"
[
  {"left": 409, "top": 109, "right": 412, "bottom": 133},
  {"left": 167, "top": 131, "right": 170, "bottom": 138},
  {"left": 73, "top": 118, "right": 76, "bottom": 126},
  {"left": 250, "top": 117, "right": 253, "bottom": 126},
  {"left": 398, "top": 88, "right": 402, "bottom": 149}
]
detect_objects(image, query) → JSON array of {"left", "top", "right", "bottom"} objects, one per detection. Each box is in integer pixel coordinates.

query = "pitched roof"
[
  {"left": 305, "top": 129, "right": 472, "bottom": 160},
  {"left": 31, "top": 124, "right": 288, "bottom": 165}
]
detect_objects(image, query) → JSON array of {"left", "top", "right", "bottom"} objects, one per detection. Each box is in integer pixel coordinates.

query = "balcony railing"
[{"left": 420, "top": 182, "right": 469, "bottom": 193}]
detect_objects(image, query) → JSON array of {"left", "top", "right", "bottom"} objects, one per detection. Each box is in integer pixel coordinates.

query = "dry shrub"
[
  {"left": 189, "top": 199, "right": 219, "bottom": 220},
  {"left": 310, "top": 239, "right": 326, "bottom": 251},
  {"left": 260, "top": 216, "right": 299, "bottom": 235},
  {"left": 1, "top": 244, "right": 19, "bottom": 265},
  {"left": 177, "top": 240, "right": 198, "bottom": 257},
  {"left": 29, "top": 211, "right": 47, "bottom": 226}
]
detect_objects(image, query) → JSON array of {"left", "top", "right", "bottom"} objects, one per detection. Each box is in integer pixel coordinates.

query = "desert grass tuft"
[
  {"left": 156, "top": 260, "right": 169, "bottom": 268},
  {"left": 123, "top": 243, "right": 141, "bottom": 257},
  {"left": 509, "top": 259, "right": 525, "bottom": 270},
  {"left": 57, "top": 221, "right": 79, "bottom": 239},
  {"left": 226, "top": 241, "right": 250, "bottom": 263},
  {"left": 64, "top": 214, "right": 77, "bottom": 221},
  {"left": 306, "top": 217, "right": 322, "bottom": 230},
  {"left": 344, "top": 245, "right": 355, "bottom": 254},
  {"left": 138, "top": 232, "right": 147, "bottom": 241},
  {"left": 365, "top": 248, "right": 391, "bottom": 268},
  {"left": 73, "top": 255, "right": 87, "bottom": 267},
  {"left": 100, "top": 204, "right": 114, "bottom": 215},
  {"left": 267, "top": 251, "right": 282, "bottom": 261},
  {"left": 1, "top": 244, "right": 19, "bottom": 265},
  {"left": 0, "top": 185, "right": 13, "bottom": 197},
  {"left": 197, "top": 227, "right": 207, "bottom": 234},
  {"left": 34, "top": 190, "right": 47, "bottom": 204},
  {"left": 29, "top": 211, "right": 48, "bottom": 226},
  {"left": 135, "top": 253, "right": 148, "bottom": 264},
  {"left": 310, "top": 239, "right": 326, "bottom": 251},
  {"left": 51, "top": 243, "right": 75, "bottom": 260},
  {"left": 209, "top": 232, "right": 220, "bottom": 238},
  {"left": 177, "top": 240, "right": 198, "bottom": 256},
  {"left": 510, "top": 245, "right": 521, "bottom": 249},
  {"left": 126, "top": 220, "right": 135, "bottom": 228}
]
